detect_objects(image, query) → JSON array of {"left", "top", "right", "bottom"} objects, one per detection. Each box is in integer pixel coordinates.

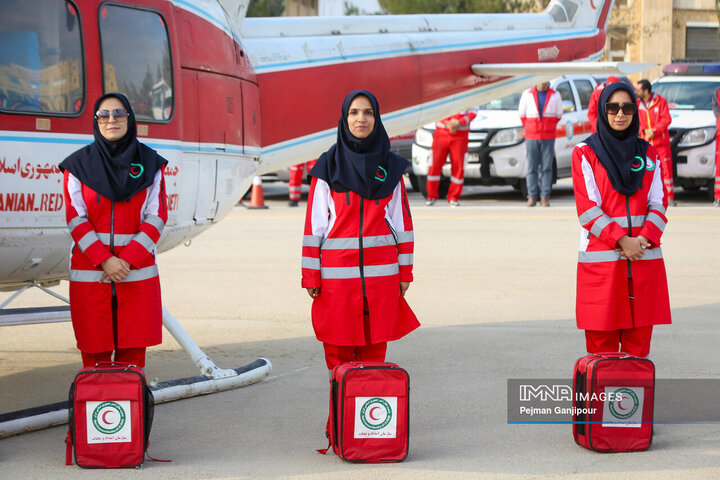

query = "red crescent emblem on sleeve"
[{"left": 369, "top": 407, "right": 381, "bottom": 421}]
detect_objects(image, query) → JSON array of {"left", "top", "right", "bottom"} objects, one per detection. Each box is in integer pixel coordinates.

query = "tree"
[
  {"left": 247, "top": 0, "right": 285, "bottom": 17},
  {"left": 378, "top": 0, "right": 539, "bottom": 14}
]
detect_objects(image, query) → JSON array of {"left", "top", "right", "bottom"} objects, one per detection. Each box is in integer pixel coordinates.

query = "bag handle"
[
  {"left": 92, "top": 361, "right": 138, "bottom": 369},
  {"left": 595, "top": 352, "right": 632, "bottom": 359}
]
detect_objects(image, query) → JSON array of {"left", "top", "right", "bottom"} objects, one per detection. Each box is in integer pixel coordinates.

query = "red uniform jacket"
[
  {"left": 637, "top": 93, "right": 672, "bottom": 158},
  {"left": 571, "top": 143, "right": 671, "bottom": 331},
  {"left": 63, "top": 168, "right": 167, "bottom": 352},
  {"left": 302, "top": 177, "right": 419, "bottom": 346},
  {"left": 518, "top": 86, "right": 563, "bottom": 139},
  {"left": 587, "top": 84, "right": 604, "bottom": 134},
  {"left": 434, "top": 111, "right": 477, "bottom": 139}
]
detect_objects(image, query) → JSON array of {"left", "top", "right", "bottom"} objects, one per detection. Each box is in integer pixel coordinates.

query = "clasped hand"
[
  {"left": 100, "top": 256, "right": 130, "bottom": 283},
  {"left": 616, "top": 235, "right": 650, "bottom": 262}
]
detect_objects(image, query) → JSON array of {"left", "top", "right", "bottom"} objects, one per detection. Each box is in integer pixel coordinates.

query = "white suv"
[
  {"left": 410, "top": 75, "right": 626, "bottom": 198},
  {"left": 652, "top": 63, "right": 720, "bottom": 199}
]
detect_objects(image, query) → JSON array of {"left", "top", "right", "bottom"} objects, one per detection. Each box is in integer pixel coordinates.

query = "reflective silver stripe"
[
  {"left": 396, "top": 231, "right": 414, "bottom": 243},
  {"left": 145, "top": 215, "right": 165, "bottom": 232},
  {"left": 590, "top": 215, "right": 611, "bottom": 237},
  {"left": 578, "top": 248, "right": 663, "bottom": 263},
  {"left": 321, "top": 237, "right": 359, "bottom": 250},
  {"left": 68, "top": 216, "right": 87, "bottom": 233},
  {"left": 301, "top": 257, "right": 320, "bottom": 270},
  {"left": 321, "top": 266, "right": 360, "bottom": 279},
  {"left": 427, "top": 175, "right": 441, "bottom": 181},
  {"left": 134, "top": 231, "right": 156, "bottom": 253},
  {"left": 69, "top": 265, "right": 159, "bottom": 283},
  {"left": 398, "top": 254, "right": 413, "bottom": 266},
  {"left": 321, "top": 235, "right": 396, "bottom": 250},
  {"left": 578, "top": 206, "right": 603, "bottom": 225},
  {"left": 303, "top": 235, "right": 323, "bottom": 248},
  {"left": 364, "top": 235, "right": 395, "bottom": 248},
  {"left": 77, "top": 231, "right": 100, "bottom": 252},
  {"left": 321, "top": 263, "right": 399, "bottom": 279},
  {"left": 365, "top": 263, "right": 399, "bottom": 277},
  {"left": 611, "top": 216, "right": 647, "bottom": 228},
  {"left": 450, "top": 176, "right": 464, "bottom": 184},
  {"left": 645, "top": 212, "right": 666, "bottom": 232},
  {"left": 648, "top": 204, "right": 666, "bottom": 215},
  {"left": 97, "top": 233, "right": 134, "bottom": 246}
]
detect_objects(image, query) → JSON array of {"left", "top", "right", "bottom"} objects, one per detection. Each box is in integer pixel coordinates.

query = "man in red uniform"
[
  {"left": 713, "top": 88, "right": 720, "bottom": 207},
  {"left": 587, "top": 75, "right": 620, "bottom": 134},
  {"left": 288, "top": 159, "right": 316, "bottom": 206},
  {"left": 425, "top": 110, "right": 476, "bottom": 207},
  {"left": 518, "top": 82, "right": 563, "bottom": 206},
  {"left": 636, "top": 79, "right": 675, "bottom": 205}
]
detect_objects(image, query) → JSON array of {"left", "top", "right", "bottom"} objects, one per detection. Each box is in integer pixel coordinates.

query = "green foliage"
[
  {"left": 378, "top": 0, "right": 537, "bottom": 14},
  {"left": 247, "top": 0, "right": 285, "bottom": 17}
]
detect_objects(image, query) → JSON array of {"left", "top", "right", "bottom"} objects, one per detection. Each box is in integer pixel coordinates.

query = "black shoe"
[{"left": 288, "top": 200, "right": 299, "bottom": 207}]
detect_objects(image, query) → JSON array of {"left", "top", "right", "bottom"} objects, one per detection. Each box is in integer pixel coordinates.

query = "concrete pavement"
[{"left": 1, "top": 181, "right": 719, "bottom": 479}]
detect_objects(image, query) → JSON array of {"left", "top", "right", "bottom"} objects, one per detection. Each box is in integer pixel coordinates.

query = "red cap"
[{"left": 606, "top": 75, "right": 620, "bottom": 84}]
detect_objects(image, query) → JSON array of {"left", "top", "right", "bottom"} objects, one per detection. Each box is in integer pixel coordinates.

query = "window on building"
[
  {"left": 685, "top": 25, "right": 720, "bottom": 60},
  {"left": 573, "top": 80, "right": 594, "bottom": 110},
  {"left": 608, "top": 27, "right": 628, "bottom": 63},
  {"left": 99, "top": 5, "right": 173, "bottom": 121},
  {"left": 0, "top": 0, "right": 84, "bottom": 114}
]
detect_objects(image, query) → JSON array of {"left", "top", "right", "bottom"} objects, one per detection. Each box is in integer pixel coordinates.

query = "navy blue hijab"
[
  {"left": 585, "top": 82, "right": 650, "bottom": 197},
  {"left": 59, "top": 93, "right": 167, "bottom": 202},
  {"left": 310, "top": 90, "right": 407, "bottom": 199}
]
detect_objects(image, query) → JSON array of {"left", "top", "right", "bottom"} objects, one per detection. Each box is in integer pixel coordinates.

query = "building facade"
[{"left": 606, "top": 0, "right": 720, "bottom": 81}]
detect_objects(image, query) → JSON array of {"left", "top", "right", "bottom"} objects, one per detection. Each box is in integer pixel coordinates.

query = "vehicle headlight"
[
  {"left": 414, "top": 128, "right": 434, "bottom": 148},
  {"left": 678, "top": 127, "right": 716, "bottom": 147},
  {"left": 489, "top": 128, "right": 524, "bottom": 147}
]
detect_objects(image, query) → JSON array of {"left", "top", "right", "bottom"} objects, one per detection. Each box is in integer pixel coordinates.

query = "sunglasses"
[
  {"left": 95, "top": 108, "right": 129, "bottom": 123},
  {"left": 605, "top": 102, "right": 637, "bottom": 116}
]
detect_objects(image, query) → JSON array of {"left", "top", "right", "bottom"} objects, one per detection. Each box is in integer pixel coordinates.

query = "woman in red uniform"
[
  {"left": 60, "top": 93, "right": 168, "bottom": 368},
  {"left": 301, "top": 90, "right": 419, "bottom": 372},
  {"left": 571, "top": 82, "right": 671, "bottom": 357}
]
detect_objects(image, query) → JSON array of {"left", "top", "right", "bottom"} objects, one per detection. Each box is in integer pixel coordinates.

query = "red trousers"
[
  {"left": 584, "top": 326, "right": 653, "bottom": 358},
  {"left": 427, "top": 130, "right": 467, "bottom": 202},
  {"left": 654, "top": 142, "right": 674, "bottom": 200},
  {"left": 714, "top": 133, "right": 720, "bottom": 200},
  {"left": 81, "top": 347, "right": 147, "bottom": 368},
  {"left": 322, "top": 342, "right": 387, "bottom": 370},
  {"left": 289, "top": 160, "right": 316, "bottom": 202}
]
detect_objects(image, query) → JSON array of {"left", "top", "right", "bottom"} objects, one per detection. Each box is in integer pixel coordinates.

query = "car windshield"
[
  {"left": 653, "top": 81, "right": 720, "bottom": 110},
  {"left": 476, "top": 92, "right": 521, "bottom": 110}
]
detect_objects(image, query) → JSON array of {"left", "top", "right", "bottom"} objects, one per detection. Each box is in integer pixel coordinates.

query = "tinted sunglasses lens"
[
  {"left": 605, "top": 102, "right": 620, "bottom": 115},
  {"left": 621, "top": 103, "right": 637, "bottom": 115},
  {"left": 112, "top": 108, "right": 129, "bottom": 118},
  {"left": 95, "top": 110, "right": 111, "bottom": 122}
]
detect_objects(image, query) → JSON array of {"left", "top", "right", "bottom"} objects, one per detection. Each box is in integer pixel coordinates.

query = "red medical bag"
[
  {"left": 66, "top": 362, "right": 155, "bottom": 468},
  {"left": 320, "top": 361, "right": 409, "bottom": 462},
  {"left": 573, "top": 353, "right": 655, "bottom": 452}
]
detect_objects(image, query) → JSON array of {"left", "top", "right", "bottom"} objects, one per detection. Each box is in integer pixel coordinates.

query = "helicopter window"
[
  {"left": 99, "top": 5, "right": 173, "bottom": 122},
  {"left": 0, "top": 0, "right": 84, "bottom": 115}
]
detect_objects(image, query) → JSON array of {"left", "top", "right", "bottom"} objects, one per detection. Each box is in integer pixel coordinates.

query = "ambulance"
[
  {"left": 410, "top": 75, "right": 614, "bottom": 198},
  {"left": 652, "top": 63, "right": 720, "bottom": 198}
]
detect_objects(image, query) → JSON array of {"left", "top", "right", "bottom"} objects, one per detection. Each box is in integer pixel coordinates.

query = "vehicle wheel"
[
  {"left": 416, "top": 175, "right": 448, "bottom": 199},
  {"left": 552, "top": 158, "right": 558, "bottom": 184},
  {"left": 407, "top": 172, "right": 420, "bottom": 192},
  {"left": 513, "top": 180, "right": 528, "bottom": 199},
  {"left": 709, "top": 180, "right": 716, "bottom": 200}
]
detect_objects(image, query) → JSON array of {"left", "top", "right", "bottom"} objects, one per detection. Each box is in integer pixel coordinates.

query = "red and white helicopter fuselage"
[{"left": 0, "top": 0, "right": 617, "bottom": 291}]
